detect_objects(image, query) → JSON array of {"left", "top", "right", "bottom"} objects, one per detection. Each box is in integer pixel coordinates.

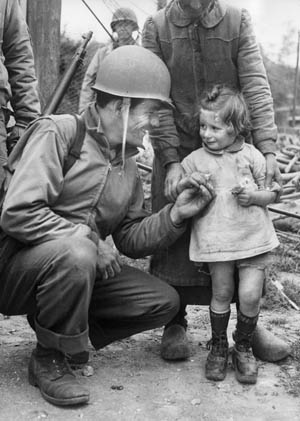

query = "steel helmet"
[
  {"left": 92, "top": 45, "right": 171, "bottom": 104},
  {"left": 110, "top": 7, "right": 139, "bottom": 31}
]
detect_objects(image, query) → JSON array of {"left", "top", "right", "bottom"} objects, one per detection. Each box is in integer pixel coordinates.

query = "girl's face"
[{"left": 199, "top": 109, "right": 236, "bottom": 151}]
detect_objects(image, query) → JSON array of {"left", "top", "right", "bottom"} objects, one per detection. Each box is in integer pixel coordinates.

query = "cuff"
[
  {"left": 35, "top": 319, "right": 89, "bottom": 354},
  {"left": 255, "top": 139, "right": 277, "bottom": 155},
  {"left": 270, "top": 181, "right": 282, "bottom": 203},
  {"left": 165, "top": 204, "right": 187, "bottom": 234},
  {"left": 161, "top": 148, "right": 180, "bottom": 168}
]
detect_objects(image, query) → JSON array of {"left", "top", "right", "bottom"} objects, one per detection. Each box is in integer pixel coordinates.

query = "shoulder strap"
[{"left": 63, "top": 114, "right": 86, "bottom": 176}]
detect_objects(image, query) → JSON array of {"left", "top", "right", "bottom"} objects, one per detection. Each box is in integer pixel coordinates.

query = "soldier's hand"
[
  {"left": 265, "top": 153, "right": 282, "bottom": 188},
  {"left": 164, "top": 163, "right": 185, "bottom": 202},
  {"left": 97, "top": 239, "right": 122, "bottom": 279},
  {"left": 170, "top": 173, "right": 215, "bottom": 224}
]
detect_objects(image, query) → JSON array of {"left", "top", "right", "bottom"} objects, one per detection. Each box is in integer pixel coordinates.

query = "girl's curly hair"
[{"left": 199, "top": 85, "right": 252, "bottom": 137}]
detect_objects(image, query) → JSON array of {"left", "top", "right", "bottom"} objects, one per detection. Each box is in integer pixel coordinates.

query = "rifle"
[{"left": 42, "top": 31, "right": 93, "bottom": 115}]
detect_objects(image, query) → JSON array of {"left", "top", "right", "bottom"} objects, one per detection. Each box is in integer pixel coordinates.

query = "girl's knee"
[
  {"left": 239, "top": 290, "right": 261, "bottom": 314},
  {"left": 213, "top": 288, "right": 233, "bottom": 305}
]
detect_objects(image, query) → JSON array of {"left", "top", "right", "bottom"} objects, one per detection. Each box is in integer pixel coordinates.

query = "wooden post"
[
  {"left": 26, "top": 0, "right": 61, "bottom": 110},
  {"left": 18, "top": 0, "right": 27, "bottom": 12},
  {"left": 292, "top": 31, "right": 300, "bottom": 127}
]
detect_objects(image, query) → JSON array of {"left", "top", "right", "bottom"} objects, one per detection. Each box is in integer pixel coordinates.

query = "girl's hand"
[{"left": 234, "top": 185, "right": 254, "bottom": 207}]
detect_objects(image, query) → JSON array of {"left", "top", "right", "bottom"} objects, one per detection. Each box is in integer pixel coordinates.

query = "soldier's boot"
[
  {"left": 251, "top": 324, "right": 291, "bottom": 362},
  {"left": 28, "top": 344, "right": 89, "bottom": 406},
  {"left": 160, "top": 307, "right": 190, "bottom": 360}
]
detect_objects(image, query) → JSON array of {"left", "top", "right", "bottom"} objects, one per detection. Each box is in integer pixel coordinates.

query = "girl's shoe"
[
  {"left": 232, "top": 344, "right": 258, "bottom": 384},
  {"left": 205, "top": 335, "right": 228, "bottom": 381}
]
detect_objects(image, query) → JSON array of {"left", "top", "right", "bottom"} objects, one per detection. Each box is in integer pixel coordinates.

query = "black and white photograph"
[{"left": 0, "top": 0, "right": 300, "bottom": 419}]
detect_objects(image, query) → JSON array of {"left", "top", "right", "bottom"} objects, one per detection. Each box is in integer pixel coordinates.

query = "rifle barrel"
[{"left": 42, "top": 31, "right": 93, "bottom": 115}]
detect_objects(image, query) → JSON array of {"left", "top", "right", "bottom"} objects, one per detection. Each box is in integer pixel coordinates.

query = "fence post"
[{"left": 26, "top": 0, "right": 61, "bottom": 111}]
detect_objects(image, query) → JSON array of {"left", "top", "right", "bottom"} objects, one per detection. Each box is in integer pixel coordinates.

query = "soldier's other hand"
[{"left": 164, "top": 163, "right": 185, "bottom": 202}]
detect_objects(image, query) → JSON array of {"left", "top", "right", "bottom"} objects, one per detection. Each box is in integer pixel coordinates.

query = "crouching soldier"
[{"left": 0, "top": 46, "right": 214, "bottom": 406}]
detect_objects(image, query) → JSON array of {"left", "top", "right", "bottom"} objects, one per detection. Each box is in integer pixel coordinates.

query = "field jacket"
[
  {"left": 142, "top": 0, "right": 277, "bottom": 166},
  {"left": 0, "top": 104, "right": 186, "bottom": 258},
  {"left": 0, "top": 0, "right": 40, "bottom": 125}
]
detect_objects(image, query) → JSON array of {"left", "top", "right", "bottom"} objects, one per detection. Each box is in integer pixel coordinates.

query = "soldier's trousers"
[{"left": 0, "top": 237, "right": 180, "bottom": 354}]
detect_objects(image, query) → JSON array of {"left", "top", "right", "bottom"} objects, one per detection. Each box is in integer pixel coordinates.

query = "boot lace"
[
  {"left": 52, "top": 357, "right": 73, "bottom": 377},
  {"left": 236, "top": 341, "right": 255, "bottom": 361},
  {"left": 206, "top": 334, "right": 228, "bottom": 356}
]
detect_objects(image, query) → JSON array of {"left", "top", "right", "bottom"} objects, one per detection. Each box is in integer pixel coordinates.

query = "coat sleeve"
[
  {"left": 112, "top": 174, "right": 186, "bottom": 258},
  {"left": 142, "top": 17, "right": 180, "bottom": 168},
  {"left": 3, "top": 0, "right": 40, "bottom": 125},
  {"left": 1, "top": 119, "right": 94, "bottom": 245},
  {"left": 237, "top": 9, "right": 277, "bottom": 154}
]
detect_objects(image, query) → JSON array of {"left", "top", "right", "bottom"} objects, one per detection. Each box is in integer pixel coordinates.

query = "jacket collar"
[
  {"left": 168, "top": 0, "right": 227, "bottom": 28},
  {"left": 83, "top": 103, "right": 108, "bottom": 146},
  {"left": 203, "top": 136, "right": 245, "bottom": 155}
]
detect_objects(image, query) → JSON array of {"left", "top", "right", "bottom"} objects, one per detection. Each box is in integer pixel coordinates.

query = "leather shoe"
[
  {"left": 66, "top": 351, "right": 90, "bottom": 369},
  {"left": 251, "top": 324, "right": 291, "bottom": 362},
  {"left": 232, "top": 344, "right": 258, "bottom": 384},
  {"left": 160, "top": 324, "right": 190, "bottom": 360},
  {"left": 28, "top": 347, "right": 90, "bottom": 406}
]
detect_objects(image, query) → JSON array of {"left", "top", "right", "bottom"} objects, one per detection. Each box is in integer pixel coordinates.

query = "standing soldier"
[
  {"left": 0, "top": 0, "right": 40, "bottom": 184},
  {"left": 79, "top": 7, "right": 139, "bottom": 113}
]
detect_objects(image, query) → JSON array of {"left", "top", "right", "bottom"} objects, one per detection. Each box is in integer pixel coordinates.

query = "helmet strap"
[
  {"left": 97, "top": 115, "right": 102, "bottom": 133},
  {"left": 121, "top": 97, "right": 131, "bottom": 171}
]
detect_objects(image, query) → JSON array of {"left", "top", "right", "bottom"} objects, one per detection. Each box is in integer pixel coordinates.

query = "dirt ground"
[{"left": 1, "top": 271, "right": 300, "bottom": 421}]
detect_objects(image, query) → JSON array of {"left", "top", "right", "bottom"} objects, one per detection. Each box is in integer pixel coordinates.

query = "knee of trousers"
[
  {"left": 158, "top": 283, "right": 180, "bottom": 321},
  {"left": 49, "top": 237, "right": 97, "bottom": 288}
]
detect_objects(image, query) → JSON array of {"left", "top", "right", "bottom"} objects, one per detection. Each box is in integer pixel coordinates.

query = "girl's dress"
[{"left": 181, "top": 139, "right": 279, "bottom": 262}]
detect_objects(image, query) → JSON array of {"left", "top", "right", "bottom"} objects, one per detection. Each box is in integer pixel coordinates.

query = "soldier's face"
[
  {"left": 125, "top": 99, "right": 161, "bottom": 148},
  {"left": 179, "top": 0, "right": 211, "bottom": 14},
  {"left": 113, "top": 21, "right": 137, "bottom": 45}
]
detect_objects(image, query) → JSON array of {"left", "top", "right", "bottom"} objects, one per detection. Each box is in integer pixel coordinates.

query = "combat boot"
[
  {"left": 161, "top": 307, "right": 190, "bottom": 360},
  {"left": 251, "top": 324, "right": 291, "bottom": 362},
  {"left": 66, "top": 351, "right": 90, "bottom": 369},
  {"left": 160, "top": 324, "right": 190, "bottom": 360},
  {"left": 28, "top": 344, "right": 90, "bottom": 406}
]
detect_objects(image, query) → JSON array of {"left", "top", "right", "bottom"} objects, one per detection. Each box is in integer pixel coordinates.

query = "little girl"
[{"left": 179, "top": 85, "right": 280, "bottom": 384}]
